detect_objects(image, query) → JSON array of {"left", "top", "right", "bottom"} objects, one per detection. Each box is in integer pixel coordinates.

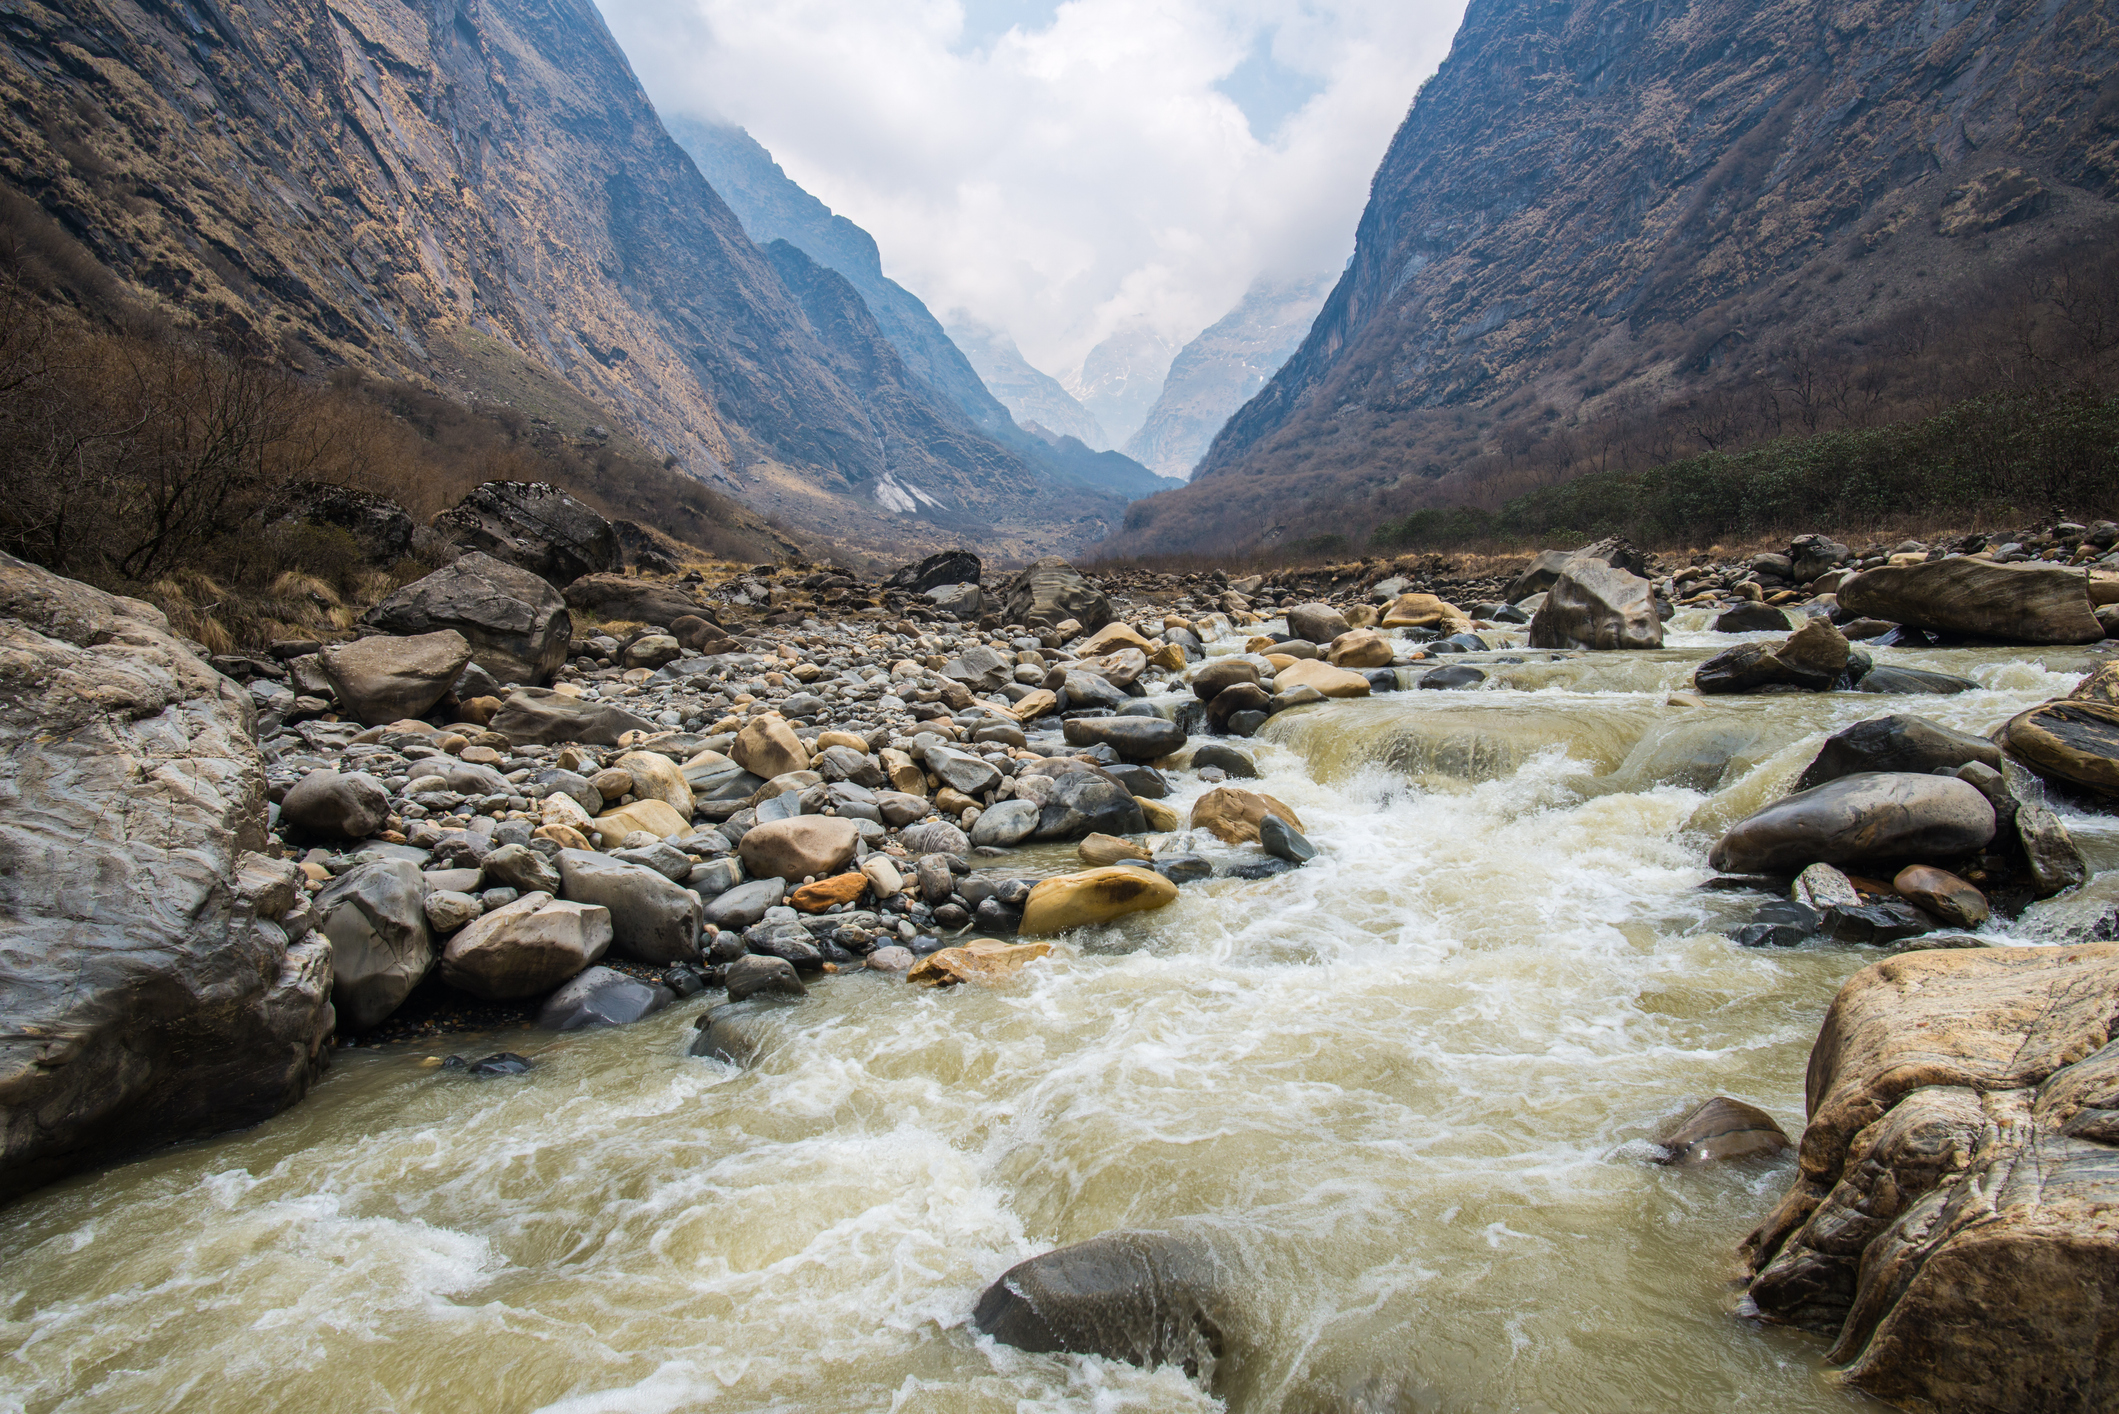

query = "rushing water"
[{"left": 3, "top": 618, "right": 2112, "bottom": 1414}]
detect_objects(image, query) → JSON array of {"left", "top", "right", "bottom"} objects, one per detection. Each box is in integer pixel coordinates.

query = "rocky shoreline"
[{"left": 6, "top": 499, "right": 2119, "bottom": 1411}]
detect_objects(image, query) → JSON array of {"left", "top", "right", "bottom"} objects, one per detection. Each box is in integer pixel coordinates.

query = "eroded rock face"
[
  {"left": 362, "top": 551, "right": 572, "bottom": 684},
  {"left": 0, "top": 552, "right": 334, "bottom": 1204},
  {"left": 562, "top": 574, "right": 708, "bottom": 627},
  {"left": 886, "top": 549, "right": 981, "bottom": 592},
  {"left": 432, "top": 482, "right": 619, "bottom": 587},
  {"left": 973, "top": 1231, "right": 1232, "bottom": 1379},
  {"left": 315, "top": 859, "right": 435, "bottom": 1029},
  {"left": 1526, "top": 562, "right": 1663, "bottom": 651},
  {"left": 1742, "top": 944, "right": 2119, "bottom": 1412},
  {"left": 1003, "top": 557, "right": 1113, "bottom": 631},
  {"left": 318, "top": 629, "right": 472, "bottom": 726},
  {"left": 1837, "top": 558, "right": 2104, "bottom": 644}
]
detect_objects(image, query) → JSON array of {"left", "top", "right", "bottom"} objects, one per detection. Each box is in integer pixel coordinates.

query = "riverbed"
[{"left": 2, "top": 617, "right": 2108, "bottom": 1413}]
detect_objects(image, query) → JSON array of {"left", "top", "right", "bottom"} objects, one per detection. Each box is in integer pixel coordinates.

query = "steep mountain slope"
[
  {"left": 1108, "top": 0, "right": 2119, "bottom": 555},
  {"left": 670, "top": 118, "right": 1016, "bottom": 440},
  {"left": 1123, "top": 274, "right": 1335, "bottom": 478},
  {"left": 0, "top": 0, "right": 1106, "bottom": 559},
  {"left": 948, "top": 321, "right": 1111, "bottom": 449},
  {"left": 1065, "top": 323, "right": 1175, "bottom": 448}
]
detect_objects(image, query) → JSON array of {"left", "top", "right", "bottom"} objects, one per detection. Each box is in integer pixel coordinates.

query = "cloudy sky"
[{"left": 596, "top": 0, "right": 1467, "bottom": 377}]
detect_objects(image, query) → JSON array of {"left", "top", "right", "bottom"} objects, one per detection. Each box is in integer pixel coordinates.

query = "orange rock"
[
  {"left": 908, "top": 938, "right": 1054, "bottom": 985},
  {"left": 792, "top": 871, "right": 870, "bottom": 912},
  {"left": 1191, "top": 786, "right": 1305, "bottom": 845}
]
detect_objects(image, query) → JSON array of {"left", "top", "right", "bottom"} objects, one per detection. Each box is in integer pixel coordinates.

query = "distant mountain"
[
  {"left": 669, "top": 118, "right": 1014, "bottom": 439},
  {"left": 1018, "top": 425, "right": 1186, "bottom": 502},
  {"left": 1065, "top": 324, "right": 1176, "bottom": 448},
  {"left": 1123, "top": 275, "right": 1334, "bottom": 478},
  {"left": 0, "top": 0, "right": 1115, "bottom": 559},
  {"left": 1106, "top": 0, "right": 2119, "bottom": 555},
  {"left": 948, "top": 321, "right": 1111, "bottom": 449}
]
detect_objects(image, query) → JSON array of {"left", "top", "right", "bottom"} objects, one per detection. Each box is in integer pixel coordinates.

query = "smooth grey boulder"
[
  {"left": 899, "top": 819, "right": 972, "bottom": 857},
  {"left": 814, "top": 745, "right": 887, "bottom": 788},
  {"left": 972, "top": 1231, "right": 1230, "bottom": 1378},
  {"left": 1695, "top": 617, "right": 1849, "bottom": 695},
  {"left": 1060, "top": 670, "right": 1129, "bottom": 712},
  {"left": 316, "top": 859, "right": 436, "bottom": 1030},
  {"left": 611, "top": 841, "right": 694, "bottom": 881},
  {"left": 1794, "top": 715, "right": 2001, "bottom": 792},
  {"left": 1285, "top": 602, "right": 1350, "bottom": 644},
  {"left": 722, "top": 954, "right": 806, "bottom": 1002},
  {"left": 0, "top": 552, "right": 334, "bottom": 1204},
  {"left": 556, "top": 849, "right": 702, "bottom": 964},
  {"left": 481, "top": 841, "right": 561, "bottom": 895},
  {"left": 1003, "top": 556, "right": 1113, "bottom": 631},
  {"left": 687, "top": 857, "right": 745, "bottom": 898},
  {"left": 532, "top": 767, "right": 602, "bottom": 815},
  {"left": 437, "top": 891, "right": 611, "bottom": 998},
  {"left": 684, "top": 751, "right": 766, "bottom": 804},
  {"left": 563, "top": 573, "right": 709, "bottom": 626},
  {"left": 970, "top": 798, "right": 1041, "bottom": 847},
  {"left": 702, "top": 877, "right": 786, "bottom": 929},
  {"left": 688, "top": 992, "right": 800, "bottom": 1063},
  {"left": 1712, "top": 603, "right": 1795, "bottom": 633},
  {"left": 280, "top": 769, "right": 391, "bottom": 841},
  {"left": 361, "top": 550, "right": 572, "bottom": 684},
  {"left": 1190, "top": 659, "right": 1262, "bottom": 703},
  {"left": 942, "top": 645, "right": 1012, "bottom": 693},
  {"left": 319, "top": 629, "right": 472, "bottom": 726},
  {"left": 430, "top": 480, "right": 619, "bottom": 588},
  {"left": 921, "top": 743, "right": 1002, "bottom": 795},
  {"left": 1063, "top": 717, "right": 1186, "bottom": 761},
  {"left": 423, "top": 890, "right": 483, "bottom": 934},
  {"left": 536, "top": 965, "right": 673, "bottom": 1031},
  {"left": 1035, "top": 771, "right": 1147, "bottom": 841},
  {"left": 489, "top": 688, "right": 656, "bottom": 746},
  {"left": 1259, "top": 815, "right": 1317, "bottom": 864},
  {"left": 1854, "top": 665, "right": 1979, "bottom": 695},
  {"left": 1710, "top": 772, "right": 1996, "bottom": 874},
  {"left": 1189, "top": 743, "right": 1257, "bottom": 778},
  {"left": 1527, "top": 560, "right": 1663, "bottom": 650},
  {"left": 1837, "top": 557, "right": 2104, "bottom": 644}
]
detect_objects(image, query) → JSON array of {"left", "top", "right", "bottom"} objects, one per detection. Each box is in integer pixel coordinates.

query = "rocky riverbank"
[{"left": 6, "top": 513, "right": 2119, "bottom": 1411}]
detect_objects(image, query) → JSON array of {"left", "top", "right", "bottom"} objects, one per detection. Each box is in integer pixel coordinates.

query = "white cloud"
[{"left": 595, "top": 0, "right": 1466, "bottom": 375}]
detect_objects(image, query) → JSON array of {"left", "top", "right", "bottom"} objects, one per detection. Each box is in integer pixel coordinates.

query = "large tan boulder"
[
  {"left": 732, "top": 714, "right": 810, "bottom": 779},
  {"left": 1019, "top": 867, "right": 1179, "bottom": 935},
  {"left": 615, "top": 750, "right": 694, "bottom": 818},
  {"left": 1837, "top": 557, "right": 2103, "bottom": 644},
  {"left": 1743, "top": 944, "right": 2119, "bottom": 1411},
  {"left": 1077, "top": 622, "right": 1152, "bottom": 655},
  {"left": 590, "top": 798, "right": 689, "bottom": 845},
  {"left": 738, "top": 815, "right": 860, "bottom": 881},
  {"left": 1273, "top": 659, "right": 1371, "bottom": 698},
  {"left": 437, "top": 892, "right": 612, "bottom": 998},
  {"left": 1326, "top": 628, "right": 1394, "bottom": 668},
  {"left": 1527, "top": 561, "right": 1663, "bottom": 650},
  {"left": 908, "top": 938, "right": 1054, "bottom": 985},
  {"left": 1999, "top": 699, "right": 2119, "bottom": 798},
  {"left": 319, "top": 629, "right": 472, "bottom": 725},
  {"left": 1190, "top": 787, "right": 1305, "bottom": 845},
  {"left": 1380, "top": 593, "right": 1473, "bottom": 634}
]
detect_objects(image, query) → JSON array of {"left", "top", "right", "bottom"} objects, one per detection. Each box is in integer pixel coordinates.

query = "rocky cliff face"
[
  {"left": 949, "top": 321, "right": 1111, "bottom": 450},
  {"left": 1123, "top": 274, "right": 1334, "bottom": 479},
  {"left": 1109, "top": 0, "right": 2119, "bottom": 554},
  {"left": 0, "top": 0, "right": 1106, "bottom": 559},
  {"left": 1064, "top": 323, "right": 1176, "bottom": 450}
]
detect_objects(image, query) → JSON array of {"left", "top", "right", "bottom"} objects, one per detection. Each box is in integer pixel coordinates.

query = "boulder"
[
  {"left": 615, "top": 750, "right": 695, "bottom": 818},
  {"left": 623, "top": 634, "right": 683, "bottom": 670},
  {"left": 1259, "top": 815, "right": 1317, "bottom": 863},
  {"left": 670, "top": 615, "right": 736, "bottom": 654},
  {"left": 1790, "top": 534, "right": 1853, "bottom": 582},
  {"left": 273, "top": 481, "right": 415, "bottom": 564},
  {"left": 2000, "top": 699, "right": 2119, "bottom": 798},
  {"left": 489, "top": 688, "right": 656, "bottom": 746},
  {"left": 1191, "top": 659, "right": 1262, "bottom": 702},
  {"left": 885, "top": 548, "right": 981, "bottom": 592},
  {"left": 1272, "top": 659, "right": 1372, "bottom": 698},
  {"left": 738, "top": 816, "right": 860, "bottom": 882},
  {"left": 1694, "top": 617, "right": 1849, "bottom": 694},
  {"left": 319, "top": 630, "right": 472, "bottom": 725},
  {"left": 1527, "top": 562, "right": 1663, "bottom": 650},
  {"left": 940, "top": 644, "right": 1013, "bottom": 693},
  {"left": 1033, "top": 771, "right": 1146, "bottom": 841},
  {"left": 702, "top": 877, "right": 785, "bottom": 929},
  {"left": 1656, "top": 1097, "right": 1790, "bottom": 1166},
  {"left": 1204, "top": 681, "right": 1273, "bottom": 733},
  {"left": 907, "top": 938, "right": 1054, "bottom": 985},
  {"left": 280, "top": 769, "right": 391, "bottom": 841},
  {"left": 1709, "top": 773, "right": 1996, "bottom": 874},
  {"left": 1379, "top": 593, "right": 1473, "bottom": 633},
  {"left": 1794, "top": 715, "right": 2002, "bottom": 792},
  {"left": 1003, "top": 557, "right": 1113, "bottom": 631},
  {"left": 1505, "top": 538, "right": 1649, "bottom": 602},
  {"left": 1712, "top": 603, "right": 1795, "bottom": 633},
  {"left": 0, "top": 553, "right": 336, "bottom": 1202},
  {"left": 731, "top": 714, "right": 810, "bottom": 780},
  {"left": 361, "top": 551, "right": 572, "bottom": 684},
  {"left": 922, "top": 742, "right": 1002, "bottom": 795},
  {"left": 1285, "top": 602, "right": 1350, "bottom": 644},
  {"left": 437, "top": 892, "right": 612, "bottom": 998},
  {"left": 1190, "top": 744, "right": 1257, "bottom": 778},
  {"left": 970, "top": 798, "right": 1040, "bottom": 847},
  {"left": 1019, "top": 866, "right": 1176, "bottom": 936},
  {"left": 1837, "top": 557, "right": 2103, "bottom": 644},
  {"left": 1854, "top": 665, "right": 1979, "bottom": 694},
  {"left": 1078, "top": 832, "right": 1153, "bottom": 867},
  {"left": 1326, "top": 628, "right": 1394, "bottom": 668},
  {"left": 1891, "top": 865, "right": 1990, "bottom": 929},
  {"left": 724, "top": 954, "right": 805, "bottom": 1001},
  {"left": 562, "top": 574, "right": 709, "bottom": 627},
  {"left": 556, "top": 849, "right": 702, "bottom": 964},
  {"left": 315, "top": 860, "right": 435, "bottom": 1030},
  {"left": 900, "top": 819, "right": 972, "bottom": 856},
  {"left": 1742, "top": 944, "right": 2119, "bottom": 1410},
  {"left": 430, "top": 480, "right": 619, "bottom": 587},
  {"left": 1191, "top": 787, "right": 1305, "bottom": 846},
  {"left": 1417, "top": 665, "right": 1486, "bottom": 690},
  {"left": 589, "top": 799, "right": 689, "bottom": 846},
  {"left": 537, "top": 965, "right": 673, "bottom": 1030},
  {"left": 790, "top": 872, "right": 868, "bottom": 911},
  {"left": 972, "top": 1231, "right": 1229, "bottom": 1376},
  {"left": 1062, "top": 716, "right": 1186, "bottom": 761}
]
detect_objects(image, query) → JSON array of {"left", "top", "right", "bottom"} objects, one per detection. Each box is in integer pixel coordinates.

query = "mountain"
[
  {"left": 1105, "top": 0, "right": 2119, "bottom": 556},
  {"left": 1122, "top": 274, "right": 1335, "bottom": 478},
  {"left": 1065, "top": 323, "right": 1176, "bottom": 448},
  {"left": 669, "top": 118, "right": 1014, "bottom": 440},
  {"left": 0, "top": 0, "right": 1113, "bottom": 561},
  {"left": 948, "top": 321, "right": 1111, "bottom": 449}
]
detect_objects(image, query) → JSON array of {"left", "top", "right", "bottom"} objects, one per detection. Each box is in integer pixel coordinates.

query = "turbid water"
[{"left": 3, "top": 616, "right": 2110, "bottom": 1414}]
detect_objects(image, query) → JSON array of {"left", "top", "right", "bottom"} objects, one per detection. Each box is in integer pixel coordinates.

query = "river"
[{"left": 2, "top": 614, "right": 2109, "bottom": 1413}]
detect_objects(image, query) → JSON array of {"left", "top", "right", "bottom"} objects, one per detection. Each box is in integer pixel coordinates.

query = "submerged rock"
[
  {"left": 537, "top": 965, "right": 673, "bottom": 1030},
  {"left": 1192, "top": 787, "right": 1305, "bottom": 846},
  {"left": 972, "top": 1231, "right": 1230, "bottom": 1378},
  {"left": 1019, "top": 867, "right": 1179, "bottom": 935},
  {"left": 1694, "top": 617, "right": 1848, "bottom": 694},
  {"left": 1657, "top": 1097, "right": 1790, "bottom": 1166}
]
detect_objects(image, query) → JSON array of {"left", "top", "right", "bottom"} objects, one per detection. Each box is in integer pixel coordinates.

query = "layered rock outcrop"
[{"left": 0, "top": 553, "right": 334, "bottom": 1204}]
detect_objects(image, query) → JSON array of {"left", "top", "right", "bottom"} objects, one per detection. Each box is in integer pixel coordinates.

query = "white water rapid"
[{"left": 3, "top": 615, "right": 2110, "bottom": 1413}]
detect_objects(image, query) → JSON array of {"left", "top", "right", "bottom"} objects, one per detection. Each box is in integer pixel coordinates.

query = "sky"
[{"left": 595, "top": 0, "right": 1467, "bottom": 377}]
